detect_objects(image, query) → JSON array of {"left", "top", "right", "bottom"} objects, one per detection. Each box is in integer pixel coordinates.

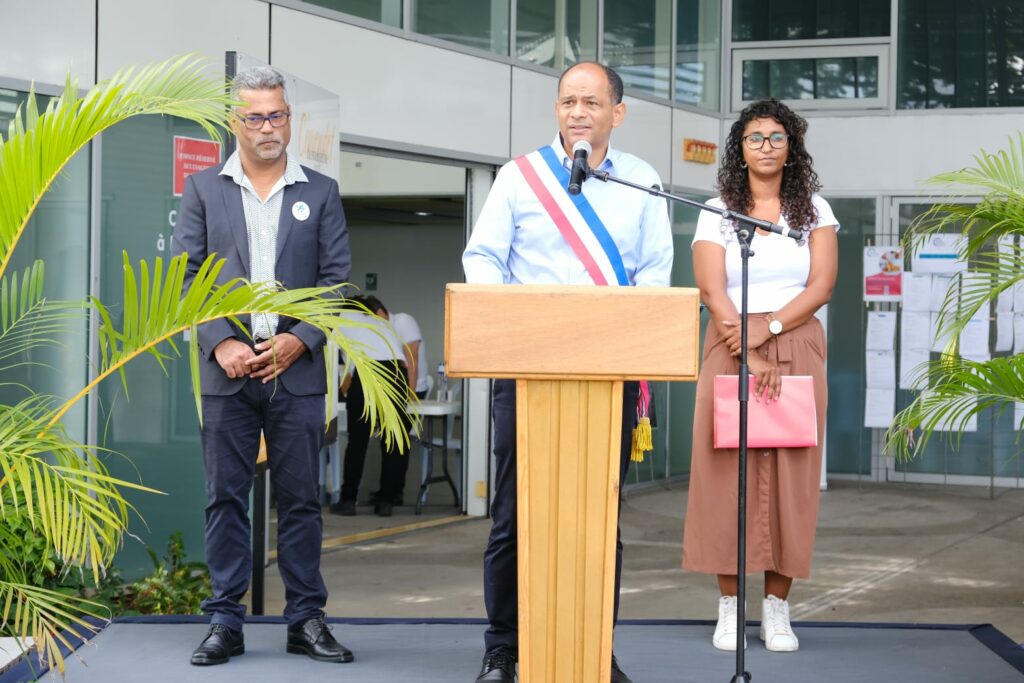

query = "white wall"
[
  {"left": 616, "top": 96, "right": 673, "bottom": 182},
  {"left": 0, "top": 0, "right": 94, "bottom": 87},
  {"left": 96, "top": 0, "right": 269, "bottom": 80},
  {"left": 510, "top": 67, "right": 558, "bottom": 157},
  {"left": 270, "top": 5, "right": 512, "bottom": 159},
  {"left": 671, "top": 108, "right": 722, "bottom": 193},
  {"left": 806, "top": 111, "right": 1024, "bottom": 195},
  {"left": 340, "top": 152, "right": 464, "bottom": 196},
  {"left": 347, "top": 221, "right": 465, "bottom": 385}
]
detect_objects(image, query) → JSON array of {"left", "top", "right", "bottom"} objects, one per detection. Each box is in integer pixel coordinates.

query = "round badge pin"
[{"left": 292, "top": 201, "right": 310, "bottom": 221}]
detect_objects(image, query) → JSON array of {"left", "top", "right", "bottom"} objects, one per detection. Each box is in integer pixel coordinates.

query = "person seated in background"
[{"left": 330, "top": 296, "right": 413, "bottom": 518}]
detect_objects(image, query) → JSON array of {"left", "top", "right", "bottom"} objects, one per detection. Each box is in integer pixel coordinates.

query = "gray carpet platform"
[{"left": 3, "top": 618, "right": 1022, "bottom": 682}]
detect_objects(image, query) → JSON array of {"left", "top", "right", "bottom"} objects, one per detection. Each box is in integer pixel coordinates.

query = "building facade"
[{"left": 2, "top": 0, "right": 1022, "bottom": 575}]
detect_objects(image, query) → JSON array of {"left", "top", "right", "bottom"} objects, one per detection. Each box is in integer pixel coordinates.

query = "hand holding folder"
[{"left": 713, "top": 375, "right": 818, "bottom": 449}]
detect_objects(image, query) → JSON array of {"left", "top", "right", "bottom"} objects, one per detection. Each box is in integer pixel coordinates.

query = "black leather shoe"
[
  {"left": 287, "top": 616, "right": 354, "bottom": 663},
  {"left": 329, "top": 500, "right": 357, "bottom": 516},
  {"left": 369, "top": 490, "right": 403, "bottom": 506},
  {"left": 374, "top": 500, "right": 393, "bottom": 517},
  {"left": 610, "top": 653, "right": 633, "bottom": 683},
  {"left": 475, "top": 647, "right": 516, "bottom": 682},
  {"left": 190, "top": 624, "right": 244, "bottom": 666}
]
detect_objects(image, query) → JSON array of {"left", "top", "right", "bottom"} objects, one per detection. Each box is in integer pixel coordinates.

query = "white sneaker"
[
  {"left": 760, "top": 595, "right": 799, "bottom": 652},
  {"left": 712, "top": 596, "right": 746, "bottom": 651}
]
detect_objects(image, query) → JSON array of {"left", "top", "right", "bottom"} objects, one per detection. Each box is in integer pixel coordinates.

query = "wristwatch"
[{"left": 767, "top": 314, "right": 783, "bottom": 336}]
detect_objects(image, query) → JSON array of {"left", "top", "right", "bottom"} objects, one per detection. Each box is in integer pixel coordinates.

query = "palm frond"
[
  {"left": 0, "top": 54, "right": 237, "bottom": 279},
  {"left": 885, "top": 355, "right": 1024, "bottom": 460},
  {"left": 0, "top": 396, "right": 158, "bottom": 580},
  {"left": 73, "top": 253, "right": 410, "bottom": 451},
  {"left": 0, "top": 261, "right": 83, "bottom": 369},
  {"left": 0, "top": 580, "right": 108, "bottom": 675}
]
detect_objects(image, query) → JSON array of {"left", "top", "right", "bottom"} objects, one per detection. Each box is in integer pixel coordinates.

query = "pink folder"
[{"left": 713, "top": 375, "right": 818, "bottom": 449}]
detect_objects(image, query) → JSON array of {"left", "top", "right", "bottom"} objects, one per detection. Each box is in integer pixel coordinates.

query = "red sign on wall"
[{"left": 173, "top": 136, "right": 221, "bottom": 196}]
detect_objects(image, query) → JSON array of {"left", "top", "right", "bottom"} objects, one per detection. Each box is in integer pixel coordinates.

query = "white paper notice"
[
  {"left": 1014, "top": 282, "right": 1024, "bottom": 313},
  {"left": 864, "top": 388, "right": 896, "bottom": 428},
  {"left": 996, "top": 312, "right": 1014, "bottom": 352},
  {"left": 930, "top": 275, "right": 953, "bottom": 312},
  {"left": 865, "top": 350, "right": 897, "bottom": 389},
  {"left": 997, "top": 285, "right": 1014, "bottom": 312},
  {"left": 866, "top": 311, "right": 897, "bottom": 351},
  {"left": 1015, "top": 314, "right": 1024, "bottom": 355},
  {"left": 931, "top": 312, "right": 955, "bottom": 353},
  {"left": 911, "top": 234, "right": 967, "bottom": 274},
  {"left": 959, "top": 318, "right": 990, "bottom": 357},
  {"left": 899, "top": 347, "right": 930, "bottom": 390},
  {"left": 902, "top": 273, "right": 932, "bottom": 312},
  {"left": 901, "top": 311, "right": 932, "bottom": 351}
]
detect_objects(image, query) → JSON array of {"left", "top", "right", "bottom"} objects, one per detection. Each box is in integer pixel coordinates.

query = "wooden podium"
[{"left": 445, "top": 284, "right": 700, "bottom": 683}]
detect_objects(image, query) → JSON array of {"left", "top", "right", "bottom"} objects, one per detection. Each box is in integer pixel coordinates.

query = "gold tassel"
[{"left": 631, "top": 416, "right": 653, "bottom": 462}]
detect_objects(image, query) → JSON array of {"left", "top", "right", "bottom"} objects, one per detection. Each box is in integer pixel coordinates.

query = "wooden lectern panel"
[
  {"left": 445, "top": 284, "right": 699, "bottom": 381},
  {"left": 443, "top": 284, "right": 702, "bottom": 683},
  {"left": 517, "top": 379, "right": 621, "bottom": 683}
]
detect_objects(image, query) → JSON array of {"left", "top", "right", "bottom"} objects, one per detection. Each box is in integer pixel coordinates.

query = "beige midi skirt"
[{"left": 682, "top": 316, "right": 828, "bottom": 578}]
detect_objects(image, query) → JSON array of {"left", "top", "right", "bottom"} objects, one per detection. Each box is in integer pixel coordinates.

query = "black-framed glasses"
[
  {"left": 743, "top": 132, "right": 788, "bottom": 149},
  {"left": 238, "top": 111, "right": 290, "bottom": 130}
]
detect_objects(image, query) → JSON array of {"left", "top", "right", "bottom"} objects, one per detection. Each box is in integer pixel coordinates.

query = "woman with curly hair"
[{"left": 682, "top": 99, "right": 838, "bottom": 653}]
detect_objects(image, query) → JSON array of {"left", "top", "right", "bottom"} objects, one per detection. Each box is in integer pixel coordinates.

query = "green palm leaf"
[
  {"left": 80, "top": 252, "right": 410, "bottom": 450},
  {"left": 0, "top": 580, "right": 108, "bottom": 676},
  {"left": 0, "top": 261, "right": 82, "bottom": 371},
  {"left": 890, "top": 133, "right": 1024, "bottom": 461},
  {"left": 0, "top": 54, "right": 237, "bottom": 279}
]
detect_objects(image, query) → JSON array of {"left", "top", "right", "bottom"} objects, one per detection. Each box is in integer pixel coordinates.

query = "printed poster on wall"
[
  {"left": 863, "top": 245, "right": 903, "bottom": 302},
  {"left": 173, "top": 136, "right": 221, "bottom": 196}
]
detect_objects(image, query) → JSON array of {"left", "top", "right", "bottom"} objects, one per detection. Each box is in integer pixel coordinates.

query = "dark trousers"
[
  {"left": 200, "top": 378, "right": 327, "bottom": 632},
  {"left": 483, "top": 379, "right": 640, "bottom": 652},
  {"left": 340, "top": 360, "right": 412, "bottom": 502}
]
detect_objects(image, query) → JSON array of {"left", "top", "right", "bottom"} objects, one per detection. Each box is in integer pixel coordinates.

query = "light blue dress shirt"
[{"left": 463, "top": 136, "right": 673, "bottom": 287}]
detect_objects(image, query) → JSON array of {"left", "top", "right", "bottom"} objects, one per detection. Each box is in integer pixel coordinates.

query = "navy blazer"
[{"left": 172, "top": 159, "right": 351, "bottom": 397}]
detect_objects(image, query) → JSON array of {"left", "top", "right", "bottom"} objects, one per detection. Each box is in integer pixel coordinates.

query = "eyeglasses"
[
  {"left": 743, "top": 132, "right": 789, "bottom": 149},
  {"left": 238, "top": 111, "right": 290, "bottom": 130}
]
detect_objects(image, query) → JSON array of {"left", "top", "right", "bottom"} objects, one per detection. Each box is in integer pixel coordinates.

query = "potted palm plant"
[
  {"left": 0, "top": 54, "right": 408, "bottom": 675},
  {"left": 887, "top": 134, "right": 1024, "bottom": 459}
]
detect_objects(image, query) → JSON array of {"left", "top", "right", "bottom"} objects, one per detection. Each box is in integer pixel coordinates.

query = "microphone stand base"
[{"left": 730, "top": 673, "right": 752, "bottom": 683}]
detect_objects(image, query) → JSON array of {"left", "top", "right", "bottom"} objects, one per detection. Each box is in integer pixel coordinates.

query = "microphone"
[
  {"left": 567, "top": 140, "right": 592, "bottom": 195},
  {"left": 763, "top": 222, "right": 806, "bottom": 244}
]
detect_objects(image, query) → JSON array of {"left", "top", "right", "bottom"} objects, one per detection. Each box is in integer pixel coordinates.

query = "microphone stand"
[{"left": 577, "top": 166, "right": 801, "bottom": 683}]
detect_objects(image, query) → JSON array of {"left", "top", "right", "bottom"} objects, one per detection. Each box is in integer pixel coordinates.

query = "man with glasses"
[{"left": 173, "top": 65, "right": 352, "bottom": 667}]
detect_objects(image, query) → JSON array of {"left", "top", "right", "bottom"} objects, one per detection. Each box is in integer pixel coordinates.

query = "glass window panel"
[
  {"left": 603, "top": 0, "right": 672, "bottom": 98},
  {"left": 821, "top": 197, "right": 874, "bottom": 475},
  {"left": 0, "top": 90, "right": 90, "bottom": 443},
  {"left": 411, "top": 0, "right": 509, "bottom": 55},
  {"left": 742, "top": 56, "right": 880, "bottom": 101},
  {"left": 300, "top": 0, "right": 402, "bottom": 27},
  {"left": 676, "top": 0, "right": 721, "bottom": 110},
  {"left": 733, "top": 0, "right": 890, "bottom": 41},
  {"left": 898, "top": 1, "right": 1024, "bottom": 109},
  {"left": 516, "top": 0, "right": 597, "bottom": 68}
]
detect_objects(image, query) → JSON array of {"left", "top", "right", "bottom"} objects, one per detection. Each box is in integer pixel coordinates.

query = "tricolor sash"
[
  {"left": 513, "top": 146, "right": 629, "bottom": 287},
  {"left": 515, "top": 145, "right": 654, "bottom": 461}
]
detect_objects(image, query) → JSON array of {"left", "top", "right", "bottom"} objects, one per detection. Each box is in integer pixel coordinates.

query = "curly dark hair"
[{"left": 717, "top": 99, "right": 821, "bottom": 231}]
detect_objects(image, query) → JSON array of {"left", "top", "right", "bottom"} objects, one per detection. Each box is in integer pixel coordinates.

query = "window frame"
[{"left": 731, "top": 39, "right": 890, "bottom": 112}]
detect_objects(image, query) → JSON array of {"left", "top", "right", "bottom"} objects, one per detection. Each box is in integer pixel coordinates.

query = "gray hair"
[{"left": 231, "top": 66, "right": 288, "bottom": 102}]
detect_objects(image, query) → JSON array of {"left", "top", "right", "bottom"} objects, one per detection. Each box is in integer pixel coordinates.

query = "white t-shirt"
[
  {"left": 340, "top": 312, "right": 404, "bottom": 364},
  {"left": 390, "top": 312, "right": 429, "bottom": 393},
  {"left": 691, "top": 193, "right": 839, "bottom": 313}
]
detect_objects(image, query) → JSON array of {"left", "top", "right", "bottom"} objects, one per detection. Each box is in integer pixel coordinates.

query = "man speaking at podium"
[{"left": 462, "top": 61, "right": 673, "bottom": 683}]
